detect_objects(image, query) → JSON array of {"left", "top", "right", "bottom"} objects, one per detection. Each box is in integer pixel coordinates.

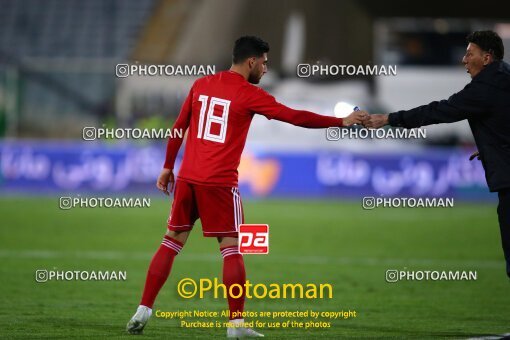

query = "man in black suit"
[{"left": 365, "top": 30, "right": 510, "bottom": 278}]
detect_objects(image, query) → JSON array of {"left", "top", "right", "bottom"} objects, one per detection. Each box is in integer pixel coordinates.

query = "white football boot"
[
  {"left": 226, "top": 319, "right": 264, "bottom": 338},
  {"left": 126, "top": 305, "right": 152, "bottom": 335}
]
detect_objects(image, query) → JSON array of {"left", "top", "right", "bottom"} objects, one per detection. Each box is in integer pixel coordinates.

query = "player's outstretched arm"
[
  {"left": 273, "top": 106, "right": 368, "bottom": 128},
  {"left": 247, "top": 87, "right": 368, "bottom": 128}
]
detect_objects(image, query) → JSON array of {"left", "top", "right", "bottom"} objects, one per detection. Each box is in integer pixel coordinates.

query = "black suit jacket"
[{"left": 388, "top": 61, "right": 510, "bottom": 192}]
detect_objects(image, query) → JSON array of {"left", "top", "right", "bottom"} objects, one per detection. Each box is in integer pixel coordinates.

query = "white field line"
[
  {"left": 0, "top": 249, "right": 503, "bottom": 268},
  {"left": 467, "top": 334, "right": 510, "bottom": 340}
]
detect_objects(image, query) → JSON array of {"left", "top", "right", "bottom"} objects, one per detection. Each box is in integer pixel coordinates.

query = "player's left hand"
[
  {"left": 342, "top": 110, "right": 369, "bottom": 127},
  {"left": 156, "top": 168, "right": 174, "bottom": 195}
]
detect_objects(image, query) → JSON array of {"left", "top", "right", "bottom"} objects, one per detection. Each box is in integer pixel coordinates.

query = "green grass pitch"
[{"left": 1, "top": 197, "right": 509, "bottom": 339}]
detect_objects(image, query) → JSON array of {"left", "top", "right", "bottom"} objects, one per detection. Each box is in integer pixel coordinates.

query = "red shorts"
[{"left": 167, "top": 179, "right": 244, "bottom": 237}]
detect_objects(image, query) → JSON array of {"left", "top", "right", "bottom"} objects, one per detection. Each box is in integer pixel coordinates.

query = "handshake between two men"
[{"left": 342, "top": 110, "right": 388, "bottom": 129}]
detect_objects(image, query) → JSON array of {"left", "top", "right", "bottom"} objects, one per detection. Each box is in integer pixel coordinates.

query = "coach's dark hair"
[
  {"left": 232, "top": 36, "right": 270, "bottom": 64},
  {"left": 467, "top": 30, "right": 504, "bottom": 60}
]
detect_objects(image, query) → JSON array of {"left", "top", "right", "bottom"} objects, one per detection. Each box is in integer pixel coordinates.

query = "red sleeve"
[
  {"left": 246, "top": 87, "right": 343, "bottom": 128},
  {"left": 163, "top": 86, "right": 193, "bottom": 170}
]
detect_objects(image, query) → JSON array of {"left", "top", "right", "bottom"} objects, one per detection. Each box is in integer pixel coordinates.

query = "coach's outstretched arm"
[
  {"left": 245, "top": 87, "right": 368, "bottom": 127},
  {"left": 364, "top": 80, "right": 489, "bottom": 129}
]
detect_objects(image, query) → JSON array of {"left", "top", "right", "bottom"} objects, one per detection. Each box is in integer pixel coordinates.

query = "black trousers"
[{"left": 497, "top": 189, "right": 510, "bottom": 277}]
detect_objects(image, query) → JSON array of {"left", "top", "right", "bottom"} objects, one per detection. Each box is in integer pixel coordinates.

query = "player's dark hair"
[
  {"left": 466, "top": 30, "right": 504, "bottom": 60},
  {"left": 232, "top": 36, "right": 270, "bottom": 64}
]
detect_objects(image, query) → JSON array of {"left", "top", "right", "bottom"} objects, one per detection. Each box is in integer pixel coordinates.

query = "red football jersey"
[{"left": 164, "top": 70, "right": 343, "bottom": 186}]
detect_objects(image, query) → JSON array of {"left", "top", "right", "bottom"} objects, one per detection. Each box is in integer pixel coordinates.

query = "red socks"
[
  {"left": 221, "top": 246, "right": 246, "bottom": 320},
  {"left": 139, "top": 237, "right": 245, "bottom": 320},
  {"left": 140, "top": 236, "right": 183, "bottom": 308}
]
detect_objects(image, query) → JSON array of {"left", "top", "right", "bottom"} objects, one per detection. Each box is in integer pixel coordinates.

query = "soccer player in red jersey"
[{"left": 127, "top": 36, "right": 367, "bottom": 337}]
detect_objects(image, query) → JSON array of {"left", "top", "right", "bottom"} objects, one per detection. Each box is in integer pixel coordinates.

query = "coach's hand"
[
  {"left": 342, "top": 110, "right": 369, "bottom": 127},
  {"left": 157, "top": 168, "right": 174, "bottom": 195},
  {"left": 469, "top": 151, "right": 481, "bottom": 161},
  {"left": 363, "top": 114, "right": 389, "bottom": 129}
]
